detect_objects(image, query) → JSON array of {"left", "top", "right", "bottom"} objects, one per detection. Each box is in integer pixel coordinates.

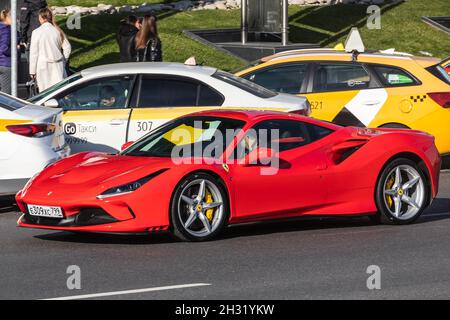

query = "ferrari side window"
[
  {"left": 305, "top": 122, "right": 334, "bottom": 141},
  {"left": 243, "top": 63, "right": 308, "bottom": 94},
  {"left": 313, "top": 63, "right": 371, "bottom": 92},
  {"left": 242, "top": 119, "right": 313, "bottom": 154}
]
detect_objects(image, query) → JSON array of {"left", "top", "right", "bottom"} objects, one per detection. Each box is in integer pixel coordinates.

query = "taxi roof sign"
[
  {"left": 184, "top": 56, "right": 197, "bottom": 66},
  {"left": 344, "top": 27, "right": 365, "bottom": 54}
]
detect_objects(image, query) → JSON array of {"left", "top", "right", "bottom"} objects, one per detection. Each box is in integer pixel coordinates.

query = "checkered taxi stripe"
[{"left": 410, "top": 95, "right": 427, "bottom": 103}]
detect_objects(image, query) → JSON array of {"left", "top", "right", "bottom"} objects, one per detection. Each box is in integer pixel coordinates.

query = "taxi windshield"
[
  {"left": 28, "top": 73, "right": 83, "bottom": 103},
  {"left": 122, "top": 116, "right": 246, "bottom": 158}
]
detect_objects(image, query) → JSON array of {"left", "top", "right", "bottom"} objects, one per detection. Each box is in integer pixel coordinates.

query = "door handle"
[
  {"left": 109, "top": 119, "right": 126, "bottom": 126},
  {"left": 362, "top": 100, "right": 381, "bottom": 106}
]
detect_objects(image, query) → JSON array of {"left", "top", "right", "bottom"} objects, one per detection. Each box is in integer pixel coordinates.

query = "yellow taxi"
[{"left": 237, "top": 42, "right": 450, "bottom": 159}]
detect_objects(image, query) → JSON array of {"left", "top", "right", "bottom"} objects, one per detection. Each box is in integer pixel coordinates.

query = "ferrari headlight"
[{"left": 97, "top": 169, "right": 168, "bottom": 199}]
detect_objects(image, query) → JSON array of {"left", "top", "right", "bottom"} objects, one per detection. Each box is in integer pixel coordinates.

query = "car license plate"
[{"left": 27, "top": 205, "right": 63, "bottom": 218}]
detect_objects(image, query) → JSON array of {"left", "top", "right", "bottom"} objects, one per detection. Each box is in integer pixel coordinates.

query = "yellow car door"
[
  {"left": 364, "top": 64, "right": 429, "bottom": 128},
  {"left": 51, "top": 75, "right": 134, "bottom": 153},
  {"left": 304, "top": 62, "right": 384, "bottom": 127},
  {"left": 127, "top": 75, "right": 224, "bottom": 143}
]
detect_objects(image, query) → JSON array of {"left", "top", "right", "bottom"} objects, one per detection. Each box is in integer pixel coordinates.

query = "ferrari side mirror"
[{"left": 121, "top": 141, "right": 135, "bottom": 151}]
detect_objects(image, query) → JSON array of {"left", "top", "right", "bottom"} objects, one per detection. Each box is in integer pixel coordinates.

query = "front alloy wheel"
[{"left": 171, "top": 173, "right": 228, "bottom": 241}]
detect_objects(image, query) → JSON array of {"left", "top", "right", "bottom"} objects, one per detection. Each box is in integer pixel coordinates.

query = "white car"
[
  {"left": 0, "top": 93, "right": 70, "bottom": 196},
  {"left": 28, "top": 62, "right": 310, "bottom": 153}
]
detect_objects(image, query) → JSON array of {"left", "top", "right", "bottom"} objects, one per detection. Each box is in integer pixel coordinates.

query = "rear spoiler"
[{"left": 375, "top": 127, "right": 432, "bottom": 136}]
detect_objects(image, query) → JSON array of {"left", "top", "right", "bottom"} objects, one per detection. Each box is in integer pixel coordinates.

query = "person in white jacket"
[{"left": 29, "top": 7, "right": 71, "bottom": 92}]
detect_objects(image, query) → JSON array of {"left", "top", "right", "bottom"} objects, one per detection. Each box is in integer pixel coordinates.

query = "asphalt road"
[{"left": 1, "top": 172, "right": 449, "bottom": 300}]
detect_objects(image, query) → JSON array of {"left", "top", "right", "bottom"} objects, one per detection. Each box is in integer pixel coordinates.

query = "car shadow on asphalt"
[
  {"left": 421, "top": 197, "right": 450, "bottom": 221},
  {"left": 34, "top": 231, "right": 176, "bottom": 245},
  {"left": 31, "top": 197, "right": 450, "bottom": 245}
]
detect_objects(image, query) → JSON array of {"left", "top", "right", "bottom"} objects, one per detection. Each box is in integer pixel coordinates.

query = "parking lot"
[{"left": 0, "top": 171, "right": 448, "bottom": 300}]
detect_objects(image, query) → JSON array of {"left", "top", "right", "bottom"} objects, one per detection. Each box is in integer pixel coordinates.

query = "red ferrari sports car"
[{"left": 16, "top": 110, "right": 440, "bottom": 241}]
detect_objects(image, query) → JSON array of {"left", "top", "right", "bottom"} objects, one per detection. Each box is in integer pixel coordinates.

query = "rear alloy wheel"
[
  {"left": 374, "top": 158, "right": 429, "bottom": 224},
  {"left": 171, "top": 173, "right": 228, "bottom": 241}
]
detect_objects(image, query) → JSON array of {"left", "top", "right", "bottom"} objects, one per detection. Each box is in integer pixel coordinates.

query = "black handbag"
[{"left": 26, "top": 79, "right": 39, "bottom": 99}]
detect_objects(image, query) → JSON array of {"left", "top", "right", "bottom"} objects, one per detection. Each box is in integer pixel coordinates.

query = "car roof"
[
  {"left": 81, "top": 62, "right": 219, "bottom": 78},
  {"left": 184, "top": 109, "right": 341, "bottom": 129},
  {"left": 188, "top": 109, "right": 287, "bottom": 120},
  {"left": 261, "top": 48, "right": 441, "bottom": 66}
]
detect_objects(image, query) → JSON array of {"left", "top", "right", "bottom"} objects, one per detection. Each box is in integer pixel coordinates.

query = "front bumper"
[
  {"left": 20, "top": 207, "right": 118, "bottom": 227},
  {"left": 17, "top": 215, "right": 160, "bottom": 233},
  {"left": 16, "top": 191, "right": 170, "bottom": 233},
  {"left": 17, "top": 202, "right": 142, "bottom": 233}
]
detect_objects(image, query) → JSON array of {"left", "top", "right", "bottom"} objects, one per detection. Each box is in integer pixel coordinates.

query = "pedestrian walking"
[
  {"left": 134, "top": 15, "right": 162, "bottom": 62},
  {"left": 0, "top": 8, "right": 12, "bottom": 94},
  {"left": 29, "top": 7, "right": 70, "bottom": 92}
]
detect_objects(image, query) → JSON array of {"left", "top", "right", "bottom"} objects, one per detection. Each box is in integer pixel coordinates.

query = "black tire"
[
  {"left": 170, "top": 173, "right": 229, "bottom": 242},
  {"left": 374, "top": 158, "right": 429, "bottom": 225}
]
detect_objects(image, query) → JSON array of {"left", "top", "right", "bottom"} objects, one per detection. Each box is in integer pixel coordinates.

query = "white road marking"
[{"left": 42, "top": 283, "right": 211, "bottom": 300}]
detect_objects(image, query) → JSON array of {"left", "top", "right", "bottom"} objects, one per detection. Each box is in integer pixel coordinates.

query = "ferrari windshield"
[{"left": 122, "top": 116, "right": 246, "bottom": 158}]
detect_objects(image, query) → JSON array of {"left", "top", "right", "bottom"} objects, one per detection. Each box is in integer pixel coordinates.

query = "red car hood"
[
  {"left": 26, "top": 153, "right": 173, "bottom": 195},
  {"left": 55, "top": 154, "right": 166, "bottom": 184}
]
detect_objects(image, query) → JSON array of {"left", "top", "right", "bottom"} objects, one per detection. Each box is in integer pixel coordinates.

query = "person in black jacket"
[
  {"left": 133, "top": 15, "right": 162, "bottom": 62},
  {"left": 117, "top": 15, "right": 139, "bottom": 63},
  {"left": 20, "top": 0, "right": 47, "bottom": 49}
]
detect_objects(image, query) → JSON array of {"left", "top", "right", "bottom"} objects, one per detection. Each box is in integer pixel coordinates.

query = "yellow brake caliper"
[
  {"left": 205, "top": 191, "right": 214, "bottom": 221},
  {"left": 385, "top": 175, "right": 395, "bottom": 207}
]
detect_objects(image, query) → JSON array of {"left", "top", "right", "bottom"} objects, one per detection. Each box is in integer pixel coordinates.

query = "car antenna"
[{"left": 344, "top": 27, "right": 365, "bottom": 62}]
